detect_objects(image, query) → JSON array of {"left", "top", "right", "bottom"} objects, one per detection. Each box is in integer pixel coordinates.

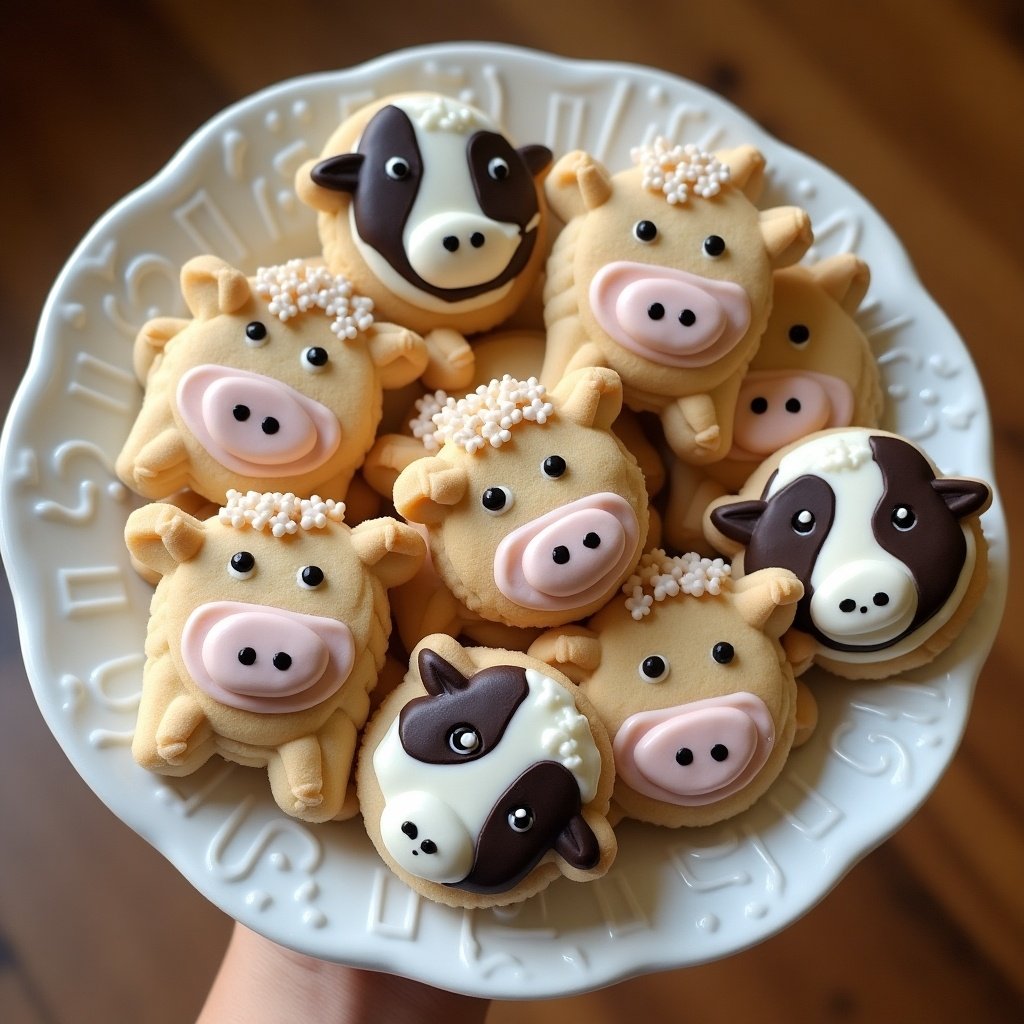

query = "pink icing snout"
[
  {"left": 521, "top": 507, "right": 626, "bottom": 598},
  {"left": 181, "top": 601, "right": 355, "bottom": 713},
  {"left": 730, "top": 370, "right": 855, "bottom": 460},
  {"left": 177, "top": 365, "right": 342, "bottom": 478},
  {"left": 589, "top": 261, "right": 751, "bottom": 369},
  {"left": 614, "top": 692, "right": 775, "bottom": 806},
  {"left": 493, "top": 493, "right": 641, "bottom": 613}
]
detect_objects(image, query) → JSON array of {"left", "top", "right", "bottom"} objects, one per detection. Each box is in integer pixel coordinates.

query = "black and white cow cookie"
[
  {"left": 356, "top": 633, "right": 616, "bottom": 909},
  {"left": 703, "top": 427, "right": 992, "bottom": 680},
  {"left": 296, "top": 93, "right": 553, "bottom": 391}
]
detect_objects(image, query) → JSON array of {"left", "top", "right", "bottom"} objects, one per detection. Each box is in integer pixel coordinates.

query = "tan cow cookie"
[
  {"left": 664, "top": 253, "right": 882, "bottom": 551},
  {"left": 126, "top": 491, "right": 425, "bottom": 822},
  {"left": 116, "top": 255, "right": 428, "bottom": 507},
  {"left": 357, "top": 633, "right": 617, "bottom": 909},
  {"left": 530, "top": 553, "right": 812, "bottom": 828},
  {"left": 390, "top": 367, "right": 650, "bottom": 651},
  {"left": 542, "top": 139, "right": 813, "bottom": 464},
  {"left": 295, "top": 92, "right": 553, "bottom": 392}
]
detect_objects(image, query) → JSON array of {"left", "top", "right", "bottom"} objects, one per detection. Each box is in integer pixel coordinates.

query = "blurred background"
[{"left": 1, "top": 1, "right": 1021, "bottom": 1020}]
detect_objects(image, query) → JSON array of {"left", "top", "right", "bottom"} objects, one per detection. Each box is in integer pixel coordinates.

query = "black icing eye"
[
  {"left": 791, "top": 510, "right": 815, "bottom": 535},
  {"left": 302, "top": 346, "right": 329, "bottom": 371},
  {"left": 448, "top": 724, "right": 481, "bottom": 755},
  {"left": 891, "top": 505, "right": 917, "bottom": 531},
  {"left": 703, "top": 234, "right": 726, "bottom": 257},
  {"left": 487, "top": 156, "right": 510, "bottom": 180},
  {"left": 298, "top": 565, "right": 325, "bottom": 589},
  {"left": 712, "top": 641, "right": 735, "bottom": 665},
  {"left": 633, "top": 219, "right": 658, "bottom": 242},
  {"left": 788, "top": 324, "right": 811, "bottom": 345},
  {"left": 507, "top": 806, "right": 535, "bottom": 833},
  {"left": 541, "top": 455, "right": 567, "bottom": 479},
  {"left": 384, "top": 156, "right": 410, "bottom": 180},
  {"left": 229, "top": 551, "right": 255, "bottom": 579},
  {"left": 638, "top": 655, "right": 669, "bottom": 683},
  {"left": 245, "top": 321, "right": 268, "bottom": 346},
  {"left": 481, "top": 486, "right": 514, "bottom": 515}
]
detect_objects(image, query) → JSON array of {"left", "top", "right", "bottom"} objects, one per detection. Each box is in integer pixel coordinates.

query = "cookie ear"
[
  {"left": 545, "top": 150, "right": 613, "bottom": 223},
  {"left": 716, "top": 144, "right": 766, "bottom": 202},
  {"left": 708, "top": 499, "right": 767, "bottom": 548},
  {"left": 365, "top": 324, "right": 430, "bottom": 389},
  {"left": 125, "top": 503, "right": 206, "bottom": 580},
  {"left": 393, "top": 457, "right": 468, "bottom": 525},
  {"left": 552, "top": 366, "right": 623, "bottom": 431},
  {"left": 180, "top": 255, "right": 251, "bottom": 320},
  {"left": 528, "top": 627, "right": 602, "bottom": 684},
  {"left": 518, "top": 144, "right": 553, "bottom": 179},
  {"left": 759, "top": 207, "right": 814, "bottom": 269},
  {"left": 348, "top": 517, "right": 426, "bottom": 589},
  {"left": 932, "top": 477, "right": 992, "bottom": 519},
  {"left": 731, "top": 567, "right": 803, "bottom": 638},
  {"left": 810, "top": 253, "right": 871, "bottom": 314},
  {"left": 295, "top": 156, "right": 352, "bottom": 214},
  {"left": 417, "top": 647, "right": 471, "bottom": 696}
]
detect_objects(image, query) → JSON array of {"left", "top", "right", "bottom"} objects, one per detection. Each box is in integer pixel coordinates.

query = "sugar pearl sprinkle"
[
  {"left": 413, "top": 95, "right": 481, "bottom": 134},
  {"left": 253, "top": 260, "right": 374, "bottom": 340},
  {"left": 630, "top": 137, "right": 731, "bottom": 205},
  {"left": 219, "top": 490, "right": 346, "bottom": 536},
  {"left": 623, "top": 549, "right": 732, "bottom": 620},
  {"left": 412, "top": 376, "right": 555, "bottom": 455}
]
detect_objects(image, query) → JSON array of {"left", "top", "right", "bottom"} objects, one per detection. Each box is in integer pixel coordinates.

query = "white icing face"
[
  {"left": 767, "top": 429, "right": 978, "bottom": 662},
  {"left": 351, "top": 96, "right": 521, "bottom": 315},
  {"left": 372, "top": 668, "right": 601, "bottom": 886}
]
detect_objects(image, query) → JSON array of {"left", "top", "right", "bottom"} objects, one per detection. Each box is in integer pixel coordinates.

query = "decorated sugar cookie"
[
  {"left": 295, "top": 93, "right": 553, "bottom": 391},
  {"left": 116, "top": 256, "right": 428, "bottom": 507},
  {"left": 704, "top": 428, "right": 992, "bottom": 679},
  {"left": 664, "top": 253, "right": 882, "bottom": 550},
  {"left": 126, "top": 491, "right": 425, "bottom": 822},
  {"left": 390, "top": 368, "right": 649, "bottom": 650},
  {"left": 357, "top": 634, "right": 616, "bottom": 908},
  {"left": 530, "top": 553, "right": 810, "bottom": 828},
  {"left": 542, "top": 139, "right": 813, "bottom": 464}
]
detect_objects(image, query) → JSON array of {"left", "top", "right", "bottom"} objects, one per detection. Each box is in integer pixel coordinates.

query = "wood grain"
[{"left": 1, "top": 2, "right": 1020, "bottom": 1021}]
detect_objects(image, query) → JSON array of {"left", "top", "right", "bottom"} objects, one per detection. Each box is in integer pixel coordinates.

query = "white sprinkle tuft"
[
  {"left": 630, "top": 137, "right": 731, "bottom": 205},
  {"left": 219, "top": 490, "right": 346, "bottom": 535},
  {"left": 622, "top": 550, "right": 731, "bottom": 619},
  {"left": 254, "top": 260, "right": 374, "bottom": 339},
  {"left": 412, "top": 95, "right": 481, "bottom": 133},
  {"left": 412, "top": 376, "right": 555, "bottom": 454}
]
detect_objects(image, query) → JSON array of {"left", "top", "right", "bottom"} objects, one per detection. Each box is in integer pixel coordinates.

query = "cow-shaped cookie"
[
  {"left": 542, "top": 139, "right": 813, "bottom": 464},
  {"left": 704, "top": 428, "right": 992, "bottom": 679},
  {"left": 357, "top": 634, "right": 616, "bottom": 908},
  {"left": 530, "top": 553, "right": 809, "bottom": 828},
  {"left": 116, "top": 256, "right": 428, "bottom": 507},
  {"left": 664, "top": 254, "right": 882, "bottom": 551},
  {"left": 390, "top": 368, "right": 650, "bottom": 651},
  {"left": 296, "top": 92, "right": 553, "bottom": 391},
  {"left": 126, "top": 491, "right": 425, "bottom": 822}
]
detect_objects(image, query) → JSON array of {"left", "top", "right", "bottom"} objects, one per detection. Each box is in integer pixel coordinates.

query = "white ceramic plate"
[{"left": 1, "top": 43, "right": 1007, "bottom": 999}]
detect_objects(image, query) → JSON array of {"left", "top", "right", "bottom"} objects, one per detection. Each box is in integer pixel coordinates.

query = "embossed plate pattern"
[{"left": 0, "top": 43, "right": 1007, "bottom": 999}]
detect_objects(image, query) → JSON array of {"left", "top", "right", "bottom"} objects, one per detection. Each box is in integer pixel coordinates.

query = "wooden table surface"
[{"left": 1, "top": 2, "right": 1021, "bottom": 1021}]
